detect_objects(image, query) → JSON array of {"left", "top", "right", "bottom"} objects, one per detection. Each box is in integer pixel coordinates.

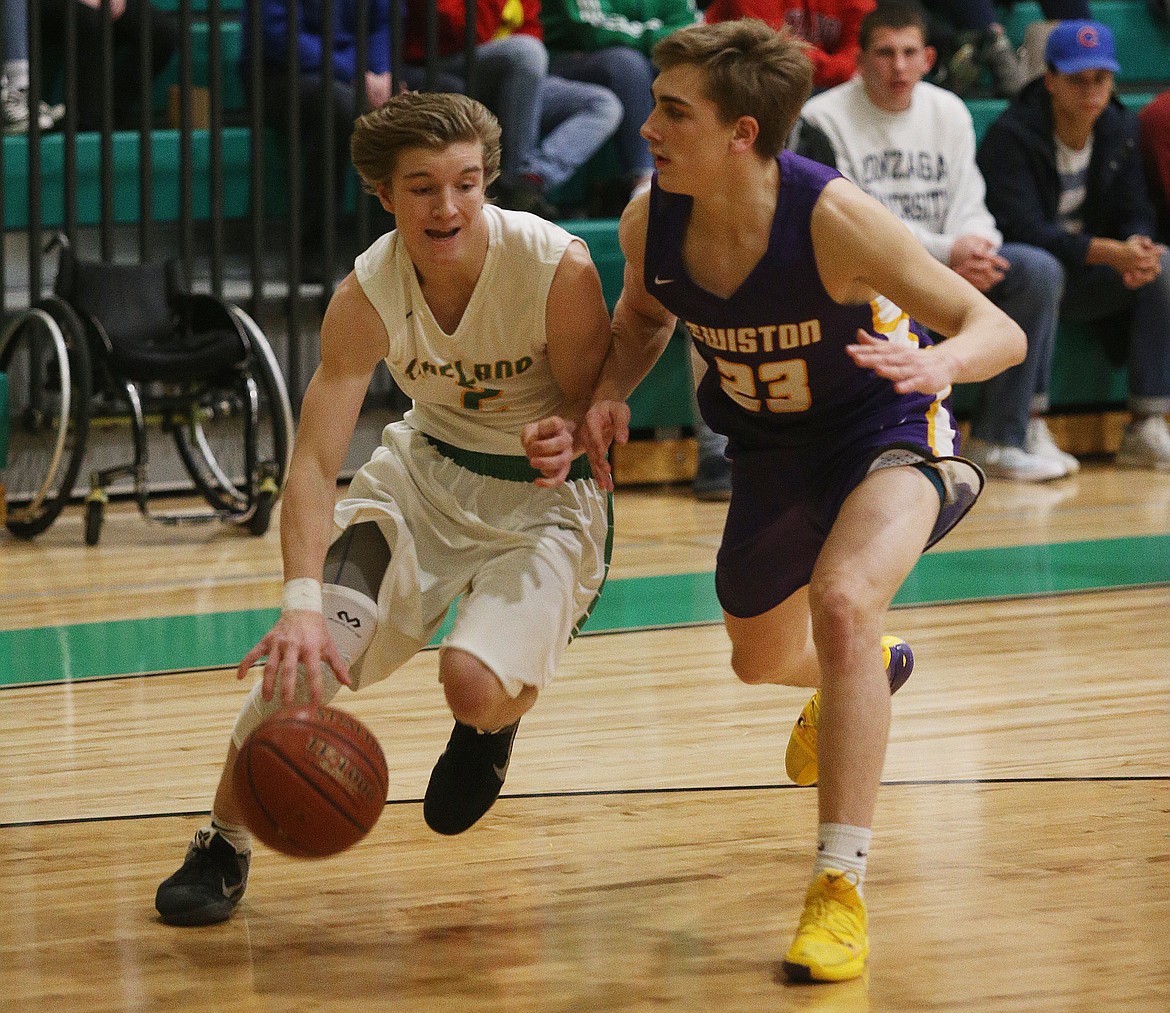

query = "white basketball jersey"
[{"left": 354, "top": 204, "right": 577, "bottom": 455}]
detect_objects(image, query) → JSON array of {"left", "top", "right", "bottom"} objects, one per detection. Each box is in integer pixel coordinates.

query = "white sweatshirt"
[{"left": 801, "top": 76, "right": 1002, "bottom": 264}]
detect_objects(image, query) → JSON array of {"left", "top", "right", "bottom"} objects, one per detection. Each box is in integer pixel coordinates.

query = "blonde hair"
[
  {"left": 652, "top": 20, "right": 813, "bottom": 160},
  {"left": 350, "top": 91, "right": 502, "bottom": 194}
]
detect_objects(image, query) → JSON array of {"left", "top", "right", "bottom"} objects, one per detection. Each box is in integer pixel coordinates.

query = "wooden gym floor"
[{"left": 1, "top": 461, "right": 1168, "bottom": 1011}]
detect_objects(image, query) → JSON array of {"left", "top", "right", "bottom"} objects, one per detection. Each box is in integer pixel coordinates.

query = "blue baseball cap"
[{"left": 1045, "top": 20, "right": 1121, "bottom": 74}]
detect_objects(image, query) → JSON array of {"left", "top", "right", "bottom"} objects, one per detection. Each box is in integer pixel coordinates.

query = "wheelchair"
[{"left": 0, "top": 235, "right": 293, "bottom": 545}]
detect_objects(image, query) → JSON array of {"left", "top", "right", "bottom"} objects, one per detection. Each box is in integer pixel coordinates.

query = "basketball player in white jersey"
[{"left": 156, "top": 92, "right": 615, "bottom": 926}]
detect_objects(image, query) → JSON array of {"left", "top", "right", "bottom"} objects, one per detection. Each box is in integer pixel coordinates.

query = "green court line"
[{"left": 3, "top": 534, "right": 1168, "bottom": 688}]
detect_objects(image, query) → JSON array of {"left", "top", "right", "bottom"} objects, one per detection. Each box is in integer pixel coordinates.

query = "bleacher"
[{"left": 2, "top": 0, "right": 1167, "bottom": 446}]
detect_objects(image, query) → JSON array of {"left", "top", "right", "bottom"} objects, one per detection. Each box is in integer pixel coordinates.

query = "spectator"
[
  {"left": 403, "top": 0, "right": 622, "bottom": 217},
  {"left": 242, "top": 0, "right": 413, "bottom": 268},
  {"left": 801, "top": 0, "right": 1076, "bottom": 480},
  {"left": 703, "top": 0, "right": 874, "bottom": 91},
  {"left": 540, "top": 0, "right": 700, "bottom": 213},
  {"left": 978, "top": 20, "right": 1170, "bottom": 472},
  {"left": 1139, "top": 90, "right": 1170, "bottom": 243},
  {"left": 2, "top": 0, "right": 62, "bottom": 132},
  {"left": 40, "top": 0, "right": 178, "bottom": 131}
]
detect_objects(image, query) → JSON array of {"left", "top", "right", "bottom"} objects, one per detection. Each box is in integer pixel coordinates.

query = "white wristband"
[{"left": 282, "top": 577, "right": 323, "bottom": 614}]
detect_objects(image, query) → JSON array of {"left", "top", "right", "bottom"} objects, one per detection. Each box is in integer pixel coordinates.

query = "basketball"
[{"left": 233, "top": 705, "right": 389, "bottom": 858}]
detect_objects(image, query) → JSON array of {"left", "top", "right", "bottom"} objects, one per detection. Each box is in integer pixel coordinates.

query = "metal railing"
[{"left": 1, "top": 0, "right": 477, "bottom": 406}]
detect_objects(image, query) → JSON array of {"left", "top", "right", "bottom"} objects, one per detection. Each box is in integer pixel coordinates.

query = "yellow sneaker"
[
  {"left": 784, "top": 689, "right": 820, "bottom": 786},
  {"left": 883, "top": 634, "right": 914, "bottom": 694},
  {"left": 782, "top": 870, "right": 869, "bottom": 982},
  {"left": 784, "top": 636, "right": 913, "bottom": 786}
]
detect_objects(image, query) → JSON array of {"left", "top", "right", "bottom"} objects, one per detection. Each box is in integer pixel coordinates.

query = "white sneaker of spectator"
[
  {"left": 1116, "top": 415, "right": 1170, "bottom": 472},
  {"left": 2, "top": 81, "right": 64, "bottom": 134},
  {"left": 965, "top": 437, "right": 1071, "bottom": 482},
  {"left": 1025, "top": 417, "right": 1080, "bottom": 474}
]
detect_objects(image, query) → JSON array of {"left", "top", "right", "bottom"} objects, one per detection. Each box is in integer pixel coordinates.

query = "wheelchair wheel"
[
  {"left": 171, "top": 306, "right": 293, "bottom": 518},
  {"left": 1, "top": 298, "right": 92, "bottom": 539}
]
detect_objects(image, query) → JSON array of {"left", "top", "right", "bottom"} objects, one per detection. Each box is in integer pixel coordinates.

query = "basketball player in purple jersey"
[{"left": 523, "top": 20, "right": 1025, "bottom": 983}]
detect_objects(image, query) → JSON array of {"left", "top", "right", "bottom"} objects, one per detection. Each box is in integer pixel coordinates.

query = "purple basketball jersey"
[{"left": 644, "top": 151, "right": 959, "bottom": 459}]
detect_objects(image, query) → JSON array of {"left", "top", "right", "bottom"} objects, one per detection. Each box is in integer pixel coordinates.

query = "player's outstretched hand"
[
  {"left": 578, "top": 400, "right": 630, "bottom": 492},
  {"left": 846, "top": 329, "right": 957, "bottom": 396},
  {"left": 237, "top": 610, "right": 352, "bottom": 706},
  {"left": 522, "top": 415, "right": 579, "bottom": 488}
]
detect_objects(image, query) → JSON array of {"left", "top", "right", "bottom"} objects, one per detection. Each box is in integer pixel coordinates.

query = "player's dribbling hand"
[
  {"left": 522, "top": 415, "right": 579, "bottom": 488},
  {"left": 578, "top": 400, "right": 630, "bottom": 492},
  {"left": 846, "top": 329, "right": 956, "bottom": 395},
  {"left": 237, "top": 610, "right": 352, "bottom": 706}
]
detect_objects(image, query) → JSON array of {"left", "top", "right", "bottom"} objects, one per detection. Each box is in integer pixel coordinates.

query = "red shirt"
[
  {"left": 703, "top": 0, "right": 874, "bottom": 89},
  {"left": 403, "top": 0, "right": 543, "bottom": 63},
  {"left": 1139, "top": 92, "right": 1170, "bottom": 238}
]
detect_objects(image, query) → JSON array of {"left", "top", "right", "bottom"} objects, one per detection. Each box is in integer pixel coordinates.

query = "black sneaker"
[
  {"left": 942, "top": 39, "right": 981, "bottom": 96},
  {"left": 423, "top": 720, "right": 520, "bottom": 836},
  {"left": 494, "top": 179, "right": 560, "bottom": 221},
  {"left": 155, "top": 828, "right": 250, "bottom": 926}
]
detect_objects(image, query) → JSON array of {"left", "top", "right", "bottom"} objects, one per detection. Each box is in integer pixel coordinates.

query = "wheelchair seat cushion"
[
  {"left": 65, "top": 259, "right": 246, "bottom": 384},
  {"left": 110, "top": 325, "right": 246, "bottom": 385}
]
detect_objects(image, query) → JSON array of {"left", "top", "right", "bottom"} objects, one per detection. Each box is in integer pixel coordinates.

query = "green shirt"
[{"left": 540, "top": 0, "right": 700, "bottom": 56}]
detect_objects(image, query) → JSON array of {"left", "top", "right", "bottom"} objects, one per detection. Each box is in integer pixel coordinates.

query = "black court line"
[{"left": 4, "top": 774, "right": 1166, "bottom": 830}]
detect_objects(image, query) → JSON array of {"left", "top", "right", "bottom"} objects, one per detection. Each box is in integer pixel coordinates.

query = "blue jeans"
[
  {"left": 550, "top": 47, "right": 655, "bottom": 180},
  {"left": 432, "top": 34, "right": 548, "bottom": 184},
  {"left": 431, "top": 36, "right": 620, "bottom": 189},
  {"left": 970, "top": 243, "right": 1064, "bottom": 448},
  {"left": 522, "top": 75, "right": 621, "bottom": 190},
  {"left": 1059, "top": 249, "right": 1170, "bottom": 415},
  {"left": 3, "top": 0, "right": 28, "bottom": 62}
]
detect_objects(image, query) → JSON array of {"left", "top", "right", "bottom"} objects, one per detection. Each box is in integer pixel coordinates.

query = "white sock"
[
  {"left": 813, "top": 822, "right": 871, "bottom": 891},
  {"left": 210, "top": 813, "right": 252, "bottom": 854}
]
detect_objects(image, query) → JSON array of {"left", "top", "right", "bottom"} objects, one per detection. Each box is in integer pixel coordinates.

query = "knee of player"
[
  {"left": 439, "top": 649, "right": 507, "bottom": 728},
  {"left": 807, "top": 577, "right": 873, "bottom": 643},
  {"left": 728, "top": 647, "right": 777, "bottom": 685}
]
